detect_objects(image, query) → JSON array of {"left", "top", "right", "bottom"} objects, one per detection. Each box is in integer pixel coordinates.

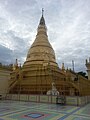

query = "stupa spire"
[
  {"left": 39, "top": 8, "right": 45, "bottom": 25},
  {"left": 42, "top": 8, "right": 44, "bottom": 16}
]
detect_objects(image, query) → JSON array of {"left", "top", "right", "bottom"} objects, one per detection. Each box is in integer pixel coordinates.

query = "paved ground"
[{"left": 0, "top": 100, "right": 90, "bottom": 120}]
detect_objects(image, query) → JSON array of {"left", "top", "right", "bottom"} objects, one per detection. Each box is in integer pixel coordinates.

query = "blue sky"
[{"left": 0, "top": 0, "right": 90, "bottom": 72}]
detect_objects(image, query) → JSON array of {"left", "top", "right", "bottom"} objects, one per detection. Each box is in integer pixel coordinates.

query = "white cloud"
[{"left": 0, "top": 0, "right": 90, "bottom": 72}]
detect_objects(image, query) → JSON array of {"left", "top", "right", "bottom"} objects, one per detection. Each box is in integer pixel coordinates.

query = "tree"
[
  {"left": 77, "top": 71, "right": 88, "bottom": 78},
  {"left": 0, "top": 63, "right": 2, "bottom": 67}
]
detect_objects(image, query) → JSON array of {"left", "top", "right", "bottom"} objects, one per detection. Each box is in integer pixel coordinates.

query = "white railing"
[{"left": 4, "top": 94, "right": 90, "bottom": 106}]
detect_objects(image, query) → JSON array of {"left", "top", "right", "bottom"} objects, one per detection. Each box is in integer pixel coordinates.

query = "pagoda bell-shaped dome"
[{"left": 24, "top": 10, "right": 58, "bottom": 68}]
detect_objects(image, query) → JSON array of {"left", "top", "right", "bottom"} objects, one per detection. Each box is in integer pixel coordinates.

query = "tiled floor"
[{"left": 0, "top": 100, "right": 90, "bottom": 120}]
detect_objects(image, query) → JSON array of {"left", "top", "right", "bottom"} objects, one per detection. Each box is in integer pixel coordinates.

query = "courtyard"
[{"left": 0, "top": 100, "right": 90, "bottom": 120}]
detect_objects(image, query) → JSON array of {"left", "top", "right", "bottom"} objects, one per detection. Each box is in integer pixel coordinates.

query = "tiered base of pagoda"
[{"left": 9, "top": 65, "right": 69, "bottom": 95}]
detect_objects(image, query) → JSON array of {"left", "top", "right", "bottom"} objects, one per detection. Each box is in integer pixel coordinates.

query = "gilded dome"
[{"left": 24, "top": 14, "right": 58, "bottom": 67}]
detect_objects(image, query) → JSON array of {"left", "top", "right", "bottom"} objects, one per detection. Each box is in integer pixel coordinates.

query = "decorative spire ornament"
[{"left": 42, "top": 8, "right": 44, "bottom": 16}]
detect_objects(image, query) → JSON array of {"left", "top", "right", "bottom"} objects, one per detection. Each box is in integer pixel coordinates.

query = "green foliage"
[
  {"left": 77, "top": 71, "right": 88, "bottom": 78},
  {"left": 0, "top": 62, "right": 13, "bottom": 70}
]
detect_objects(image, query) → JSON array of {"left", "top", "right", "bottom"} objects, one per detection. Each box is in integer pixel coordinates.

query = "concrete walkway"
[{"left": 0, "top": 100, "right": 90, "bottom": 120}]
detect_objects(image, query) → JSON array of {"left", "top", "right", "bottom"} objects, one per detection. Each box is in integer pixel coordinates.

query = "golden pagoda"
[
  {"left": 9, "top": 10, "right": 90, "bottom": 96},
  {"left": 9, "top": 10, "right": 67, "bottom": 95}
]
